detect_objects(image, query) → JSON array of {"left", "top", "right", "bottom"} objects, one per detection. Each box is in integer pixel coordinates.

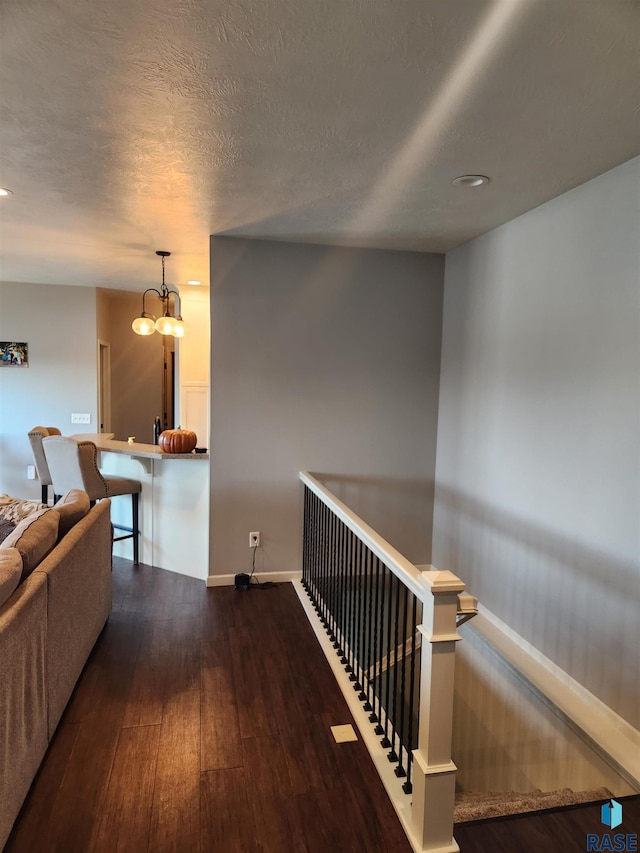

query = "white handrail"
[{"left": 300, "top": 470, "right": 426, "bottom": 601}]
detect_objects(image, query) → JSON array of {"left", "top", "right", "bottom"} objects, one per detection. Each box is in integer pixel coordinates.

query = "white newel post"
[{"left": 411, "top": 569, "right": 465, "bottom": 853}]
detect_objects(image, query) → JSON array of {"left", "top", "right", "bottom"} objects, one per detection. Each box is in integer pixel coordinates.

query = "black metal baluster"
[
  {"left": 353, "top": 538, "right": 364, "bottom": 691},
  {"left": 358, "top": 547, "right": 371, "bottom": 704},
  {"left": 333, "top": 518, "right": 343, "bottom": 651},
  {"left": 309, "top": 493, "right": 318, "bottom": 603},
  {"left": 360, "top": 548, "right": 374, "bottom": 711},
  {"left": 394, "top": 583, "right": 409, "bottom": 778},
  {"left": 326, "top": 510, "right": 334, "bottom": 641},
  {"left": 339, "top": 524, "right": 349, "bottom": 666},
  {"left": 348, "top": 536, "right": 360, "bottom": 682},
  {"left": 334, "top": 517, "right": 342, "bottom": 646},
  {"left": 373, "top": 564, "right": 386, "bottom": 735},
  {"left": 322, "top": 503, "right": 331, "bottom": 628},
  {"left": 381, "top": 570, "right": 395, "bottom": 749},
  {"left": 322, "top": 503, "right": 331, "bottom": 627},
  {"left": 320, "top": 504, "right": 331, "bottom": 629},
  {"left": 403, "top": 593, "right": 418, "bottom": 794},
  {"left": 313, "top": 498, "right": 323, "bottom": 617},
  {"left": 328, "top": 510, "right": 337, "bottom": 640},
  {"left": 387, "top": 572, "right": 402, "bottom": 763},
  {"left": 345, "top": 530, "right": 355, "bottom": 674},
  {"left": 369, "top": 556, "right": 381, "bottom": 727},
  {"left": 333, "top": 519, "right": 344, "bottom": 656}
]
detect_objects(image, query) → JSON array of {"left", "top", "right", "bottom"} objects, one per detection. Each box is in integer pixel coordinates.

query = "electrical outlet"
[
  {"left": 27, "top": 464, "right": 36, "bottom": 480},
  {"left": 71, "top": 413, "right": 91, "bottom": 424},
  {"left": 249, "top": 531, "right": 260, "bottom": 548}
]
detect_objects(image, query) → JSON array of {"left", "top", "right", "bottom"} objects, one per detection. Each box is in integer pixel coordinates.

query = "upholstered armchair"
[
  {"left": 42, "top": 436, "right": 141, "bottom": 563},
  {"left": 27, "top": 426, "right": 62, "bottom": 504}
]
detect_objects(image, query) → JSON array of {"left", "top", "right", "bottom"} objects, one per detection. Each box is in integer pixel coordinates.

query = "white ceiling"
[{"left": 1, "top": 0, "right": 638, "bottom": 292}]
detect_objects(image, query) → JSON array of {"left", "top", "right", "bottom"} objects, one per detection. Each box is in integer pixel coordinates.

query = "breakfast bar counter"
[{"left": 90, "top": 437, "right": 209, "bottom": 581}]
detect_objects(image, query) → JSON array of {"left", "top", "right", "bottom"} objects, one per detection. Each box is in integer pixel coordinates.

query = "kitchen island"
[{"left": 88, "top": 436, "right": 209, "bottom": 581}]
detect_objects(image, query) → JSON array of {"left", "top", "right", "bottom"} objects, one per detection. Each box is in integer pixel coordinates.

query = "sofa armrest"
[
  {"left": 35, "top": 499, "right": 113, "bottom": 737},
  {"left": 0, "top": 573, "right": 49, "bottom": 850}
]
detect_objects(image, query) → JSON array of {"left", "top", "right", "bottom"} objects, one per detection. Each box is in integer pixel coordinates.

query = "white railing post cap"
[{"left": 421, "top": 568, "right": 466, "bottom": 594}]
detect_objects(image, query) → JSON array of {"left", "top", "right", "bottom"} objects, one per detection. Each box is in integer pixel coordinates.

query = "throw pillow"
[
  {"left": 1, "top": 508, "right": 60, "bottom": 582},
  {"left": 53, "top": 489, "right": 90, "bottom": 539},
  {"left": 0, "top": 495, "right": 48, "bottom": 525}
]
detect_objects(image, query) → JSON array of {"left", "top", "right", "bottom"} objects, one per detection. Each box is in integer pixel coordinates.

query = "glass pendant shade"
[
  {"left": 173, "top": 318, "right": 185, "bottom": 338},
  {"left": 155, "top": 315, "right": 176, "bottom": 335},
  {"left": 132, "top": 313, "right": 156, "bottom": 336}
]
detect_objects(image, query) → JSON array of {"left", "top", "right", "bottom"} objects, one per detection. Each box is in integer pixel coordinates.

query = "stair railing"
[{"left": 299, "top": 471, "right": 472, "bottom": 853}]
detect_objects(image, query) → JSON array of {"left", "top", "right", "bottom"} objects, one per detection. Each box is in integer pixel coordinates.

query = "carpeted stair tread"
[{"left": 454, "top": 786, "right": 613, "bottom": 823}]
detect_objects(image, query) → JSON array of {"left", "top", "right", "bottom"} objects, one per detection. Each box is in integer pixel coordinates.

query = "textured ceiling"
[{"left": 0, "top": 0, "right": 639, "bottom": 291}]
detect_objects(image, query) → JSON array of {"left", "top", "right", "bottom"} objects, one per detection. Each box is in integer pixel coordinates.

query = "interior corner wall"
[
  {"left": 433, "top": 156, "right": 640, "bottom": 728},
  {"left": 209, "top": 237, "right": 444, "bottom": 579},
  {"left": 0, "top": 282, "right": 98, "bottom": 499}
]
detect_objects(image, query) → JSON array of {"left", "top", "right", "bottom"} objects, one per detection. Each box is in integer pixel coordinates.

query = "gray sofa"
[{"left": 0, "top": 491, "right": 112, "bottom": 849}]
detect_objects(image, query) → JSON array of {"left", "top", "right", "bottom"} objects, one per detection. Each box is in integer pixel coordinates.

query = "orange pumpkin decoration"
[{"left": 158, "top": 428, "right": 197, "bottom": 454}]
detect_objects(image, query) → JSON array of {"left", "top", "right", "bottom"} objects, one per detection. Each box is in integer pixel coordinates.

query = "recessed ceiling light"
[
  {"left": 187, "top": 280, "right": 201, "bottom": 286},
  {"left": 452, "top": 175, "right": 490, "bottom": 188},
  {"left": 0, "top": 187, "right": 13, "bottom": 196}
]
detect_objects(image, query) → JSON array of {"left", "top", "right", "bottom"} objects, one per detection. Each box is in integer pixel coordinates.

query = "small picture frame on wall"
[{"left": 0, "top": 342, "right": 29, "bottom": 367}]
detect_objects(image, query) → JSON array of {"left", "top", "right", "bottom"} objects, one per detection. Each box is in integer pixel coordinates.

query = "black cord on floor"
[{"left": 249, "top": 545, "right": 278, "bottom": 589}]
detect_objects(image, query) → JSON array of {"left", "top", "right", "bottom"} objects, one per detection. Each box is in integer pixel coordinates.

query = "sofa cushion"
[
  {"left": 1, "top": 509, "right": 60, "bottom": 582},
  {"left": 53, "top": 490, "right": 91, "bottom": 540},
  {"left": 0, "top": 548, "right": 23, "bottom": 607},
  {"left": 0, "top": 495, "right": 48, "bottom": 525}
]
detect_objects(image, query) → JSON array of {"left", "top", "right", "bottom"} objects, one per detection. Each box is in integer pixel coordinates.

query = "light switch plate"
[{"left": 71, "top": 413, "right": 91, "bottom": 424}]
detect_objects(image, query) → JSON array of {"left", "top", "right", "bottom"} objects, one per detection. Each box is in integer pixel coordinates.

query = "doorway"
[{"left": 97, "top": 340, "right": 111, "bottom": 433}]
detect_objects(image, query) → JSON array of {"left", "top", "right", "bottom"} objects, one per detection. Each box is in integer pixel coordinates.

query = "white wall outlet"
[
  {"left": 71, "top": 413, "right": 91, "bottom": 424},
  {"left": 27, "top": 464, "right": 36, "bottom": 480},
  {"left": 249, "top": 531, "right": 261, "bottom": 548}
]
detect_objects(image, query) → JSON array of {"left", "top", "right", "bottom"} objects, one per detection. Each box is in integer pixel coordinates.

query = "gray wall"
[
  {"left": 433, "top": 156, "right": 640, "bottom": 728},
  {"left": 97, "top": 289, "right": 165, "bottom": 443},
  {"left": 209, "top": 237, "right": 444, "bottom": 577},
  {"left": 0, "top": 282, "right": 98, "bottom": 499}
]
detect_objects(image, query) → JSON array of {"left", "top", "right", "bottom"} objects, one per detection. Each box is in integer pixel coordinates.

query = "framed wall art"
[{"left": 0, "top": 342, "right": 29, "bottom": 367}]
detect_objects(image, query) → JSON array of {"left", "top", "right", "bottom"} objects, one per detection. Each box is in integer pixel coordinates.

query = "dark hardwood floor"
[
  {"left": 5, "top": 559, "right": 412, "bottom": 853},
  {"left": 7, "top": 558, "right": 638, "bottom": 853}
]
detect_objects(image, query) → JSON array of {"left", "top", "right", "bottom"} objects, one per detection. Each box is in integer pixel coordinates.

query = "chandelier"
[{"left": 132, "top": 251, "right": 185, "bottom": 337}]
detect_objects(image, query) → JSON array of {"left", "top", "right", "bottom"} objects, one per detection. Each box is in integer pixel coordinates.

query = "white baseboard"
[{"left": 206, "top": 570, "right": 301, "bottom": 587}]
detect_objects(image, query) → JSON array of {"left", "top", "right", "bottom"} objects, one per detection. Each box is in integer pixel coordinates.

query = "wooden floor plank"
[
  {"left": 241, "top": 735, "right": 295, "bottom": 800},
  {"left": 200, "top": 646, "right": 243, "bottom": 771},
  {"left": 88, "top": 725, "right": 160, "bottom": 853},
  {"left": 200, "top": 767, "right": 255, "bottom": 852},
  {"left": 123, "top": 616, "right": 201, "bottom": 729},
  {"left": 228, "top": 621, "right": 278, "bottom": 739},
  {"left": 148, "top": 689, "right": 201, "bottom": 853}
]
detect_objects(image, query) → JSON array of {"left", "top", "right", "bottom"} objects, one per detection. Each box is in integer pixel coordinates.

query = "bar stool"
[
  {"left": 42, "top": 436, "right": 142, "bottom": 563},
  {"left": 28, "top": 426, "right": 62, "bottom": 504}
]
